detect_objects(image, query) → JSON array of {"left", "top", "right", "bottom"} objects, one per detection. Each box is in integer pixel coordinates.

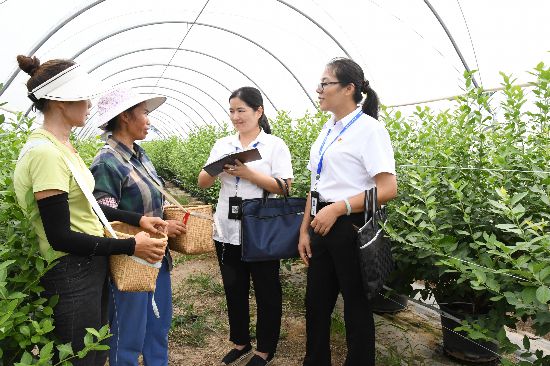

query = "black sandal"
[
  {"left": 221, "top": 343, "right": 253, "bottom": 365},
  {"left": 244, "top": 353, "right": 274, "bottom": 366}
]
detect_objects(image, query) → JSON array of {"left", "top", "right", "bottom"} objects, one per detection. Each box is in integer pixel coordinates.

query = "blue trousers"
[{"left": 108, "top": 258, "right": 172, "bottom": 366}]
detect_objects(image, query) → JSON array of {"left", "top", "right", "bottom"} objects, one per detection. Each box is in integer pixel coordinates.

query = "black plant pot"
[
  {"left": 439, "top": 304, "right": 499, "bottom": 363},
  {"left": 371, "top": 291, "right": 408, "bottom": 314}
]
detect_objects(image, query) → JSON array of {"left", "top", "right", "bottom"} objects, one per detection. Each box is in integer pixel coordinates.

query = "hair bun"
[
  {"left": 361, "top": 80, "right": 370, "bottom": 93},
  {"left": 16, "top": 55, "right": 41, "bottom": 77}
]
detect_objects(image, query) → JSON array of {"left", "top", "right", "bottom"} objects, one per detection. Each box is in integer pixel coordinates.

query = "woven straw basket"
[
  {"left": 105, "top": 221, "right": 167, "bottom": 292},
  {"left": 163, "top": 205, "right": 214, "bottom": 254}
]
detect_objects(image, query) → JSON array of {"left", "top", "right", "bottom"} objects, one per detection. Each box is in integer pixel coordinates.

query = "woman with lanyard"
[
  {"left": 13, "top": 56, "right": 168, "bottom": 366},
  {"left": 89, "top": 88, "right": 186, "bottom": 366},
  {"left": 298, "top": 58, "right": 397, "bottom": 366},
  {"left": 198, "top": 87, "right": 293, "bottom": 366}
]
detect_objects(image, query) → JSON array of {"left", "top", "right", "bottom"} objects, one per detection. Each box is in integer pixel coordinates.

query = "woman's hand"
[
  {"left": 298, "top": 231, "right": 312, "bottom": 266},
  {"left": 223, "top": 159, "right": 254, "bottom": 181},
  {"left": 166, "top": 219, "right": 187, "bottom": 238},
  {"left": 139, "top": 216, "right": 168, "bottom": 234},
  {"left": 223, "top": 161, "right": 290, "bottom": 194},
  {"left": 310, "top": 203, "right": 343, "bottom": 236},
  {"left": 133, "top": 231, "right": 167, "bottom": 263}
]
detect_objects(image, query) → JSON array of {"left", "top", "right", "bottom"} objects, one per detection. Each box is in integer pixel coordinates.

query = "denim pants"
[
  {"left": 215, "top": 241, "right": 282, "bottom": 354},
  {"left": 108, "top": 257, "right": 172, "bottom": 366},
  {"left": 40, "top": 254, "right": 109, "bottom": 366}
]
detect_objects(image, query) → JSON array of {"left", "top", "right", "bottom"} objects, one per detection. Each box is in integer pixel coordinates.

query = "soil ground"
[{"left": 165, "top": 252, "right": 492, "bottom": 366}]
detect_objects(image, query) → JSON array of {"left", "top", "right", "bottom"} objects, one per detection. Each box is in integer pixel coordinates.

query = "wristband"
[{"left": 343, "top": 198, "right": 352, "bottom": 216}]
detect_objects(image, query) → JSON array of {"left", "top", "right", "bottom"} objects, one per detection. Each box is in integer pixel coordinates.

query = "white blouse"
[
  {"left": 307, "top": 107, "right": 396, "bottom": 202},
  {"left": 205, "top": 130, "right": 294, "bottom": 245}
]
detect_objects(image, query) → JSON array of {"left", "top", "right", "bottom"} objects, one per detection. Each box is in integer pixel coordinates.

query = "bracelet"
[{"left": 343, "top": 198, "right": 352, "bottom": 216}]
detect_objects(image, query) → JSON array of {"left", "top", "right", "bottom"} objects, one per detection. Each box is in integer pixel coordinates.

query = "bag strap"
[
  {"left": 364, "top": 188, "right": 371, "bottom": 223},
  {"left": 282, "top": 178, "right": 291, "bottom": 196},
  {"left": 262, "top": 178, "right": 288, "bottom": 203},
  {"left": 364, "top": 187, "right": 380, "bottom": 228},
  {"left": 64, "top": 156, "right": 163, "bottom": 268},
  {"left": 104, "top": 145, "right": 212, "bottom": 221},
  {"left": 371, "top": 186, "right": 379, "bottom": 231},
  {"left": 18, "top": 139, "right": 48, "bottom": 161},
  {"left": 275, "top": 178, "right": 289, "bottom": 198},
  {"left": 62, "top": 158, "right": 118, "bottom": 239}
]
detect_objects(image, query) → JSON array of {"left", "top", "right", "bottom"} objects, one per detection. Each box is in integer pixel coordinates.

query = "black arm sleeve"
[
  {"left": 37, "top": 193, "right": 136, "bottom": 256},
  {"left": 100, "top": 204, "right": 142, "bottom": 227}
]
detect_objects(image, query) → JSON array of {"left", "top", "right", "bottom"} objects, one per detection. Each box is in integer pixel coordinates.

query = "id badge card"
[
  {"left": 228, "top": 196, "right": 243, "bottom": 220},
  {"left": 310, "top": 191, "right": 319, "bottom": 217}
]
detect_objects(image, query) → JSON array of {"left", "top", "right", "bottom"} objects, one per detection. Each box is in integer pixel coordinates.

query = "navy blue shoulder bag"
[{"left": 241, "top": 178, "right": 306, "bottom": 262}]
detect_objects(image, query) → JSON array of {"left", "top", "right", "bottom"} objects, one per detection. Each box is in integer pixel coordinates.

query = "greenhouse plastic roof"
[{"left": 1, "top": 0, "right": 549, "bottom": 139}]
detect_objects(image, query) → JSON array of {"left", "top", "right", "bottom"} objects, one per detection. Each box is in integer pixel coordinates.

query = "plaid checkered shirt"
[{"left": 90, "top": 136, "right": 164, "bottom": 218}]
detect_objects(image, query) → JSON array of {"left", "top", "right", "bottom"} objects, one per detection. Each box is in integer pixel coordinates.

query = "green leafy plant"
[
  {"left": 384, "top": 63, "right": 550, "bottom": 365},
  {"left": 143, "top": 125, "right": 230, "bottom": 203},
  {"left": 270, "top": 108, "right": 329, "bottom": 197},
  {"left": 14, "top": 326, "right": 111, "bottom": 366}
]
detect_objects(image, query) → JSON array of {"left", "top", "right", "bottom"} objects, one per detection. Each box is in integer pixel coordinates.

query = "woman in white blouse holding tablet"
[
  {"left": 298, "top": 58, "right": 397, "bottom": 366},
  {"left": 198, "top": 87, "right": 293, "bottom": 366}
]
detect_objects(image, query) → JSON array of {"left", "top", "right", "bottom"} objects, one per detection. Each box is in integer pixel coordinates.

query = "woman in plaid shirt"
[{"left": 90, "top": 88, "right": 186, "bottom": 366}]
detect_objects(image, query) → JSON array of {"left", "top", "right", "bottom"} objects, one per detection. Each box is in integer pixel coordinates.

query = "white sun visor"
[{"left": 28, "top": 64, "right": 109, "bottom": 102}]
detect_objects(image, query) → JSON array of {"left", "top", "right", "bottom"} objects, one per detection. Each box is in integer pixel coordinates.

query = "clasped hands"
[{"left": 134, "top": 215, "right": 187, "bottom": 264}]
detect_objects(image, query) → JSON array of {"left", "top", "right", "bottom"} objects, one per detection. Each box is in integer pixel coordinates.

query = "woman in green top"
[{"left": 13, "top": 55, "right": 168, "bottom": 366}]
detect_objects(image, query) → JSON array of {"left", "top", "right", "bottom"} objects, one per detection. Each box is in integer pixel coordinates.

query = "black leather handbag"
[
  {"left": 241, "top": 178, "right": 306, "bottom": 262},
  {"left": 357, "top": 187, "right": 394, "bottom": 300}
]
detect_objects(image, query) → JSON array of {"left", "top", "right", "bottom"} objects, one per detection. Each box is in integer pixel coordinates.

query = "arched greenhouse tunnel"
[
  {"left": 1, "top": 1, "right": 550, "bottom": 365},
  {"left": 6, "top": 0, "right": 544, "bottom": 139}
]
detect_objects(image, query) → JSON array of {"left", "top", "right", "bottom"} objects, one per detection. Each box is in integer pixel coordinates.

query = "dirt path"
[
  {"left": 166, "top": 251, "right": 477, "bottom": 366},
  {"left": 167, "top": 253, "right": 349, "bottom": 366}
]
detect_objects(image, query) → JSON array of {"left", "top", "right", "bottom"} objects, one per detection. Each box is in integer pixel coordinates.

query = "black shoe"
[
  {"left": 221, "top": 343, "right": 253, "bottom": 365},
  {"left": 244, "top": 353, "right": 274, "bottom": 366}
]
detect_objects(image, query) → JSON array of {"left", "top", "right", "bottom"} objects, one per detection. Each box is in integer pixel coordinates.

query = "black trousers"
[
  {"left": 303, "top": 213, "right": 375, "bottom": 366},
  {"left": 215, "top": 241, "right": 282, "bottom": 354},
  {"left": 40, "top": 254, "right": 109, "bottom": 366}
]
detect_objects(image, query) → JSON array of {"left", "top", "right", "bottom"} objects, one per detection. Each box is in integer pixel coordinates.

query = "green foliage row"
[
  {"left": 143, "top": 62, "right": 550, "bottom": 364},
  {"left": 143, "top": 125, "right": 230, "bottom": 203},
  {"left": 142, "top": 108, "right": 329, "bottom": 202},
  {"left": 0, "top": 108, "right": 108, "bottom": 365},
  {"left": 383, "top": 63, "right": 550, "bottom": 365}
]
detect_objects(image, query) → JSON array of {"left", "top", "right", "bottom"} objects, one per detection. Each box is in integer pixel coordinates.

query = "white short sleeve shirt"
[
  {"left": 307, "top": 107, "right": 396, "bottom": 202},
  {"left": 206, "top": 130, "right": 294, "bottom": 245}
]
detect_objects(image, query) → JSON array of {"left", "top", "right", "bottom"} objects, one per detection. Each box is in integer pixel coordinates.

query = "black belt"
[{"left": 318, "top": 201, "right": 334, "bottom": 209}]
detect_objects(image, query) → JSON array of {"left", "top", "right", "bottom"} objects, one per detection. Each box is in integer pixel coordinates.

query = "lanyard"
[
  {"left": 314, "top": 110, "right": 363, "bottom": 190},
  {"left": 234, "top": 141, "right": 260, "bottom": 194}
]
